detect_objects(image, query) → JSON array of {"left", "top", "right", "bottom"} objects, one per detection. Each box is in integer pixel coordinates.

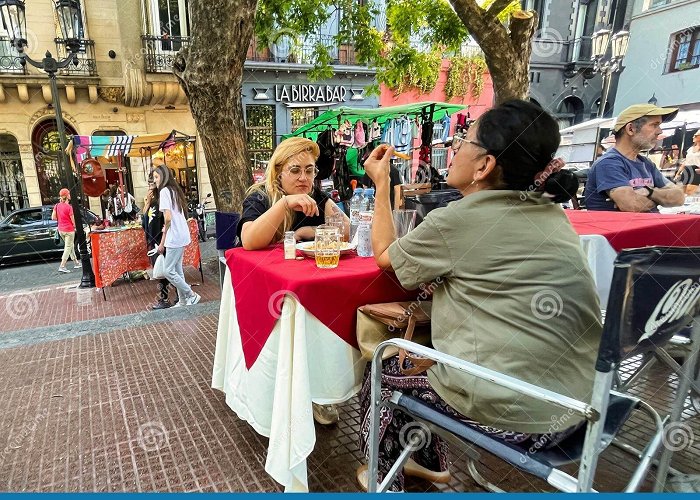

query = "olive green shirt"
[{"left": 388, "top": 190, "right": 602, "bottom": 433}]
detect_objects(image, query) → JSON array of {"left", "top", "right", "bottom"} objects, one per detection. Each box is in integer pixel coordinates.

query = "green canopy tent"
[{"left": 284, "top": 101, "right": 467, "bottom": 140}]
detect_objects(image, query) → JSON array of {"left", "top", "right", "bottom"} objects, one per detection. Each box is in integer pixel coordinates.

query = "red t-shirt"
[{"left": 55, "top": 202, "right": 75, "bottom": 232}]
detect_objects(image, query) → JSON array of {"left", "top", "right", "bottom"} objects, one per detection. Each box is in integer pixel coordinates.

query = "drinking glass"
[
  {"left": 393, "top": 209, "right": 417, "bottom": 238},
  {"left": 314, "top": 225, "right": 340, "bottom": 269},
  {"left": 325, "top": 208, "right": 346, "bottom": 242}
]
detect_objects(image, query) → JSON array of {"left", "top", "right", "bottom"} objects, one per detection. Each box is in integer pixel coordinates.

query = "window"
[
  {"left": 7, "top": 210, "right": 42, "bottom": 227},
  {"left": 0, "top": 135, "right": 28, "bottom": 218},
  {"left": 669, "top": 27, "right": 700, "bottom": 72},
  {"left": 246, "top": 105, "right": 276, "bottom": 173},
  {"left": 147, "top": 0, "right": 190, "bottom": 50},
  {"left": 290, "top": 108, "right": 318, "bottom": 132}
]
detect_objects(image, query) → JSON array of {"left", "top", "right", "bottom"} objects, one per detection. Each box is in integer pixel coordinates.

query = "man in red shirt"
[{"left": 52, "top": 188, "right": 80, "bottom": 273}]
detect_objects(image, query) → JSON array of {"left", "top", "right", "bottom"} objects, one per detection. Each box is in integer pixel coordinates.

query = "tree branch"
[{"left": 487, "top": 0, "right": 515, "bottom": 16}]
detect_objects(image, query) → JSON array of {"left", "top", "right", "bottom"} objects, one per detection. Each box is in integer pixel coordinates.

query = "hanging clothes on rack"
[
  {"left": 440, "top": 113, "right": 452, "bottom": 143},
  {"left": 393, "top": 115, "right": 412, "bottom": 154},
  {"left": 369, "top": 119, "right": 382, "bottom": 142}
]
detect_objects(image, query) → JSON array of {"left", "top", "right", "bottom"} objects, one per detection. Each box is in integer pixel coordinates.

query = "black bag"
[{"left": 316, "top": 128, "right": 336, "bottom": 181}]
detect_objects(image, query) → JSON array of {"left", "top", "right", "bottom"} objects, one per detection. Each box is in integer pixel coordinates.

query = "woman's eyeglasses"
[
  {"left": 451, "top": 133, "right": 488, "bottom": 153},
  {"left": 285, "top": 166, "right": 319, "bottom": 178}
]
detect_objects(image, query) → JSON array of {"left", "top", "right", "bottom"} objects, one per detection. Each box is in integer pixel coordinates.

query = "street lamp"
[
  {"left": 591, "top": 27, "right": 630, "bottom": 118},
  {"left": 0, "top": 0, "right": 95, "bottom": 288}
]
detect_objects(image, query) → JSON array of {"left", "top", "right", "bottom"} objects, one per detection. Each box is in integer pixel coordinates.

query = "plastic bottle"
[
  {"left": 364, "top": 188, "right": 375, "bottom": 212},
  {"left": 349, "top": 188, "right": 365, "bottom": 242},
  {"left": 356, "top": 224, "right": 373, "bottom": 257}
]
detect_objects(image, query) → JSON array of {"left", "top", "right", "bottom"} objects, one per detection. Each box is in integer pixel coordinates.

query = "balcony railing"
[
  {"left": 566, "top": 36, "right": 593, "bottom": 63},
  {"left": 530, "top": 35, "right": 593, "bottom": 64},
  {"left": 0, "top": 36, "right": 25, "bottom": 74},
  {"left": 141, "top": 35, "right": 191, "bottom": 73},
  {"left": 55, "top": 38, "right": 97, "bottom": 76},
  {"left": 247, "top": 34, "right": 358, "bottom": 66}
]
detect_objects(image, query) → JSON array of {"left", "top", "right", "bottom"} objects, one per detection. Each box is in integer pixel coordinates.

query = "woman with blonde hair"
[
  {"left": 52, "top": 188, "right": 80, "bottom": 273},
  {"left": 238, "top": 137, "right": 349, "bottom": 250}
]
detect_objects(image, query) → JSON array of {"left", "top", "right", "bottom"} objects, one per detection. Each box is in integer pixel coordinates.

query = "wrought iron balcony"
[
  {"left": 141, "top": 35, "right": 190, "bottom": 73},
  {"left": 55, "top": 38, "right": 98, "bottom": 77},
  {"left": 0, "top": 36, "right": 25, "bottom": 74},
  {"left": 247, "top": 34, "right": 358, "bottom": 66}
]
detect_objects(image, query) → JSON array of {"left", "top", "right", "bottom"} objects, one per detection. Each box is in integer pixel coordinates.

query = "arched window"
[
  {"left": 0, "top": 135, "right": 28, "bottom": 217},
  {"left": 558, "top": 96, "right": 585, "bottom": 126},
  {"left": 31, "top": 119, "right": 78, "bottom": 205}
]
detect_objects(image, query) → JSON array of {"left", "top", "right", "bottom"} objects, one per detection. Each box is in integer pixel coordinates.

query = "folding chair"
[{"left": 366, "top": 246, "right": 700, "bottom": 493}]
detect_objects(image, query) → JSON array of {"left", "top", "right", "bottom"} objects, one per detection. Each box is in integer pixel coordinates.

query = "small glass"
[
  {"left": 325, "top": 208, "right": 346, "bottom": 242},
  {"left": 393, "top": 209, "right": 417, "bottom": 238},
  {"left": 284, "top": 231, "right": 296, "bottom": 260},
  {"left": 314, "top": 225, "right": 340, "bottom": 269}
]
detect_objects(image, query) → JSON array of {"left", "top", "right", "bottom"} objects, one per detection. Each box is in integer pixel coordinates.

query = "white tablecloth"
[
  {"left": 212, "top": 268, "right": 365, "bottom": 492},
  {"left": 578, "top": 234, "right": 618, "bottom": 306}
]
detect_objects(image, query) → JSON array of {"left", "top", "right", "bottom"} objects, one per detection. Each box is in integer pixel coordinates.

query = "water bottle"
[
  {"left": 349, "top": 188, "right": 365, "bottom": 242},
  {"left": 364, "top": 188, "right": 375, "bottom": 212},
  {"left": 357, "top": 224, "right": 373, "bottom": 257}
]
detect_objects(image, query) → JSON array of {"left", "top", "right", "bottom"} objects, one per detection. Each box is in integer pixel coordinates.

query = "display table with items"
[
  {"left": 91, "top": 219, "right": 202, "bottom": 297},
  {"left": 212, "top": 246, "right": 414, "bottom": 492},
  {"left": 567, "top": 210, "right": 700, "bottom": 304}
]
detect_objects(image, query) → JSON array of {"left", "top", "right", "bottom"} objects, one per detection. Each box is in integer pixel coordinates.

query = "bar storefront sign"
[{"left": 275, "top": 84, "right": 347, "bottom": 104}]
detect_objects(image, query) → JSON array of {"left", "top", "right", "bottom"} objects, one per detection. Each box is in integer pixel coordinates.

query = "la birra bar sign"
[{"left": 275, "top": 85, "right": 347, "bottom": 103}]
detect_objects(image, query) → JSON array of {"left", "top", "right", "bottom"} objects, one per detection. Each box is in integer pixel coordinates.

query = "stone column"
[{"left": 18, "top": 143, "right": 42, "bottom": 207}]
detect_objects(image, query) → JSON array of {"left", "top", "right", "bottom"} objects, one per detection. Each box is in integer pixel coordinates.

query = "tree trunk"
[
  {"left": 451, "top": 2, "right": 537, "bottom": 105},
  {"left": 173, "top": 1, "right": 258, "bottom": 213}
]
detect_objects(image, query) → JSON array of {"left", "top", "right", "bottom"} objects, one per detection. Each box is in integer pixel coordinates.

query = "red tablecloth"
[
  {"left": 91, "top": 220, "right": 202, "bottom": 288},
  {"left": 226, "top": 246, "right": 415, "bottom": 369},
  {"left": 566, "top": 211, "right": 700, "bottom": 252}
]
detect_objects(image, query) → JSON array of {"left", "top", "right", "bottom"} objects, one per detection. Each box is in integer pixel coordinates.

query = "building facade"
[
  {"left": 0, "top": 0, "right": 382, "bottom": 218},
  {"left": 524, "top": 0, "right": 630, "bottom": 127},
  {"left": 613, "top": 0, "right": 700, "bottom": 113}
]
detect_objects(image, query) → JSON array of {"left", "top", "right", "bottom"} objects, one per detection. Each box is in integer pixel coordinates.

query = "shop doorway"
[
  {"left": 92, "top": 130, "right": 134, "bottom": 219},
  {"left": 0, "top": 135, "right": 28, "bottom": 217},
  {"left": 31, "top": 119, "right": 79, "bottom": 205}
]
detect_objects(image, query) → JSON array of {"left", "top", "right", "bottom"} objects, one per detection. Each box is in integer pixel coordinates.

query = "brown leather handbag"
[{"left": 357, "top": 301, "right": 435, "bottom": 375}]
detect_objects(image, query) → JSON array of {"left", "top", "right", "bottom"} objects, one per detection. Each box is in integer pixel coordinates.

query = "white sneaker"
[
  {"left": 172, "top": 301, "right": 184, "bottom": 308},
  {"left": 58, "top": 267, "right": 70, "bottom": 273},
  {"left": 74, "top": 261, "right": 82, "bottom": 268},
  {"left": 185, "top": 292, "right": 201, "bottom": 306}
]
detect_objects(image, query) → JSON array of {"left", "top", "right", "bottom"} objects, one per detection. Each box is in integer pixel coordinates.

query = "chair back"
[{"left": 596, "top": 246, "right": 700, "bottom": 372}]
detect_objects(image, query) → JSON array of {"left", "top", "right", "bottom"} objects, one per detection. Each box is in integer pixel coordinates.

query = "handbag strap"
[{"left": 398, "top": 314, "right": 436, "bottom": 376}]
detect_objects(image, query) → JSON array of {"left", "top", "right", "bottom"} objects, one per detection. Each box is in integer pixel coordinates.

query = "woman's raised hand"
[
  {"left": 284, "top": 194, "right": 319, "bottom": 217},
  {"left": 364, "top": 144, "right": 394, "bottom": 186}
]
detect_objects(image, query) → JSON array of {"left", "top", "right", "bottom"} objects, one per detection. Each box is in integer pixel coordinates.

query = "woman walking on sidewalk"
[
  {"left": 152, "top": 165, "right": 200, "bottom": 307},
  {"left": 52, "top": 188, "right": 80, "bottom": 273}
]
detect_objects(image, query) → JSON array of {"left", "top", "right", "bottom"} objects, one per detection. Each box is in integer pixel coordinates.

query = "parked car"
[{"left": 0, "top": 205, "right": 99, "bottom": 265}]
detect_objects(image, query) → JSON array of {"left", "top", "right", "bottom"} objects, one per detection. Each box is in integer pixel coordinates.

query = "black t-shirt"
[
  {"left": 144, "top": 198, "right": 164, "bottom": 248},
  {"left": 361, "top": 165, "right": 402, "bottom": 207},
  {"left": 236, "top": 188, "right": 331, "bottom": 242}
]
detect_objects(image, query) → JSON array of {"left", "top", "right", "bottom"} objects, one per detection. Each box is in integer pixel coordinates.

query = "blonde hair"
[{"left": 247, "top": 137, "right": 320, "bottom": 241}]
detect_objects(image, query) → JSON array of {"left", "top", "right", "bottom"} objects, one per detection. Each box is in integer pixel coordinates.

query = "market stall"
[{"left": 284, "top": 102, "right": 467, "bottom": 199}]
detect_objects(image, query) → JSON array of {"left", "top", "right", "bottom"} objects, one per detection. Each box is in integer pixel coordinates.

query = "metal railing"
[
  {"left": 141, "top": 35, "right": 191, "bottom": 73},
  {"left": 566, "top": 36, "right": 593, "bottom": 63},
  {"left": 55, "top": 38, "right": 97, "bottom": 76},
  {"left": 0, "top": 36, "right": 25, "bottom": 74},
  {"left": 530, "top": 35, "right": 593, "bottom": 64},
  {"left": 247, "top": 33, "right": 358, "bottom": 65}
]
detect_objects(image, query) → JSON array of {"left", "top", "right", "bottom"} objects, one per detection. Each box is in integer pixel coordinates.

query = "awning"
[{"left": 285, "top": 102, "right": 467, "bottom": 139}]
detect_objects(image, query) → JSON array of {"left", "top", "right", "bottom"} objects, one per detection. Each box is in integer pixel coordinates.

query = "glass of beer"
[{"left": 314, "top": 225, "right": 340, "bottom": 269}]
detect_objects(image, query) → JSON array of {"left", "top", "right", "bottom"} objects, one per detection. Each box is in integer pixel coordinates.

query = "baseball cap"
[
  {"left": 59, "top": 188, "right": 70, "bottom": 198},
  {"left": 613, "top": 104, "right": 679, "bottom": 133},
  {"left": 693, "top": 129, "right": 700, "bottom": 137}
]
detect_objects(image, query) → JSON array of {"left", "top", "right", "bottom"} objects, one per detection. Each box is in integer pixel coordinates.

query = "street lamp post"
[
  {"left": 0, "top": 0, "right": 94, "bottom": 287},
  {"left": 591, "top": 27, "right": 630, "bottom": 119}
]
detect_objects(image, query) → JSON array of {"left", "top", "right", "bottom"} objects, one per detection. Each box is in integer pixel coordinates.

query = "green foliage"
[
  {"left": 254, "top": 0, "right": 520, "bottom": 94},
  {"left": 445, "top": 55, "right": 488, "bottom": 101}
]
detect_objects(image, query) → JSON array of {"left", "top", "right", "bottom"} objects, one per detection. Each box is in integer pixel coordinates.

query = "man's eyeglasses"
[
  {"left": 451, "top": 133, "right": 488, "bottom": 153},
  {"left": 284, "top": 166, "right": 319, "bottom": 178}
]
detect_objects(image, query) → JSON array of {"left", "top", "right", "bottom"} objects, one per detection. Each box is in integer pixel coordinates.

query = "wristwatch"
[{"left": 644, "top": 186, "right": 655, "bottom": 199}]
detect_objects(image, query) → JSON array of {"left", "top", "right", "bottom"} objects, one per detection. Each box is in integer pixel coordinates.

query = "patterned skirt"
[{"left": 359, "top": 355, "right": 582, "bottom": 491}]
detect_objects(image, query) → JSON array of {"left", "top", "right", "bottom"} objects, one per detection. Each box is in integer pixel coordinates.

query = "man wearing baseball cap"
[{"left": 585, "top": 104, "right": 685, "bottom": 212}]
